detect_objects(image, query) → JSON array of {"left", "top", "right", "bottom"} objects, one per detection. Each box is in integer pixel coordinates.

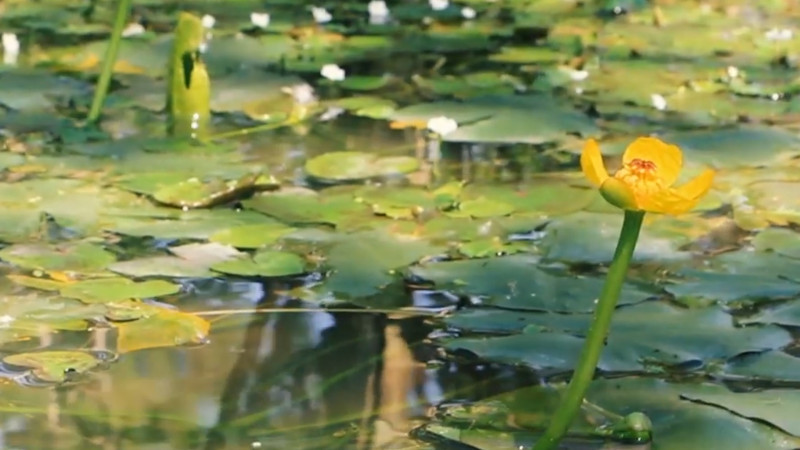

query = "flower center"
[
  {"left": 614, "top": 158, "right": 663, "bottom": 202},
  {"left": 628, "top": 158, "right": 656, "bottom": 173}
]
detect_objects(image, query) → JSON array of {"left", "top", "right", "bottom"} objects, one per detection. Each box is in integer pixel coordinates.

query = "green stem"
[
  {"left": 533, "top": 209, "right": 645, "bottom": 450},
  {"left": 87, "top": 0, "right": 132, "bottom": 124}
]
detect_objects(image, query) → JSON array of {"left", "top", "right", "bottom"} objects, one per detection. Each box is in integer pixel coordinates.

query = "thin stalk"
[
  {"left": 533, "top": 209, "right": 645, "bottom": 450},
  {"left": 87, "top": 0, "right": 131, "bottom": 123}
]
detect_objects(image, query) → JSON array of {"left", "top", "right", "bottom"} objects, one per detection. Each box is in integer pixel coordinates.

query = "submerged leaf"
[{"left": 112, "top": 303, "right": 210, "bottom": 353}]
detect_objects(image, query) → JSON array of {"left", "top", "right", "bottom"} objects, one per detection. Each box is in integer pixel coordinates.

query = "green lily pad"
[
  {"left": 108, "top": 209, "right": 268, "bottom": 240},
  {"left": 211, "top": 250, "right": 306, "bottom": 278},
  {"left": 443, "top": 301, "right": 791, "bottom": 373},
  {"left": 110, "top": 303, "right": 210, "bottom": 353},
  {"left": 681, "top": 388, "right": 800, "bottom": 436},
  {"left": 752, "top": 228, "right": 800, "bottom": 259},
  {"left": 723, "top": 351, "right": 800, "bottom": 383},
  {"left": 59, "top": 278, "right": 180, "bottom": 304},
  {"left": 322, "top": 230, "right": 443, "bottom": 299},
  {"left": 243, "top": 187, "right": 369, "bottom": 228},
  {"left": 305, "top": 152, "right": 419, "bottom": 182},
  {"left": 411, "top": 254, "right": 654, "bottom": 313},
  {"left": 665, "top": 270, "right": 800, "bottom": 305},
  {"left": 3, "top": 351, "right": 102, "bottom": 383},
  {"left": 446, "top": 197, "right": 515, "bottom": 219},
  {"left": 153, "top": 173, "right": 261, "bottom": 209},
  {"left": 391, "top": 95, "right": 599, "bottom": 144},
  {"left": 740, "top": 299, "right": 800, "bottom": 327},
  {"left": 0, "top": 242, "right": 116, "bottom": 274},
  {"left": 665, "top": 126, "right": 800, "bottom": 168},
  {"left": 427, "top": 377, "right": 800, "bottom": 449},
  {"left": 109, "top": 243, "right": 243, "bottom": 278},
  {"left": 328, "top": 96, "right": 397, "bottom": 119},
  {"left": 209, "top": 222, "right": 297, "bottom": 249},
  {"left": 458, "top": 238, "right": 528, "bottom": 258}
]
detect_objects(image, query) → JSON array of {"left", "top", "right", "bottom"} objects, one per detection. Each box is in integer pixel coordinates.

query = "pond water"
[{"left": 1, "top": 0, "right": 800, "bottom": 449}]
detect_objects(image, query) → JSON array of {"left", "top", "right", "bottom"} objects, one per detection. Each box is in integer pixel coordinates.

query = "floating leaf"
[
  {"left": 666, "top": 270, "right": 800, "bottom": 305},
  {"left": 305, "top": 152, "right": 419, "bottom": 182},
  {"left": 443, "top": 302, "right": 791, "bottom": 373},
  {"left": 322, "top": 230, "right": 442, "bottom": 298},
  {"left": 244, "top": 188, "right": 369, "bottom": 227},
  {"left": 740, "top": 299, "right": 800, "bottom": 327},
  {"left": 209, "top": 222, "right": 296, "bottom": 249},
  {"left": 211, "top": 251, "right": 306, "bottom": 278},
  {"left": 110, "top": 243, "right": 242, "bottom": 278},
  {"left": 412, "top": 254, "right": 653, "bottom": 313},
  {"left": 0, "top": 242, "right": 116, "bottom": 274},
  {"left": 112, "top": 304, "right": 210, "bottom": 353},
  {"left": 723, "top": 351, "right": 800, "bottom": 383},
  {"left": 153, "top": 173, "right": 260, "bottom": 209},
  {"left": 752, "top": 228, "right": 800, "bottom": 259},
  {"left": 3, "top": 351, "right": 102, "bottom": 383},
  {"left": 59, "top": 278, "right": 180, "bottom": 304}
]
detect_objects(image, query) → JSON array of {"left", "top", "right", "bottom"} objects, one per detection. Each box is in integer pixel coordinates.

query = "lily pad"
[
  {"left": 153, "top": 173, "right": 261, "bottom": 209},
  {"left": 391, "top": 95, "right": 599, "bottom": 145},
  {"left": 666, "top": 270, "right": 800, "bottom": 305},
  {"left": 411, "top": 254, "right": 655, "bottom": 313},
  {"left": 322, "top": 230, "right": 442, "bottom": 298},
  {"left": 209, "top": 222, "right": 297, "bottom": 249},
  {"left": 446, "top": 197, "right": 515, "bottom": 219},
  {"left": 305, "top": 152, "right": 419, "bottom": 182},
  {"left": 109, "top": 243, "right": 243, "bottom": 278},
  {"left": 665, "top": 126, "right": 800, "bottom": 168},
  {"left": 3, "top": 351, "right": 103, "bottom": 383},
  {"left": 243, "top": 187, "right": 369, "bottom": 228},
  {"left": 723, "top": 351, "right": 800, "bottom": 383},
  {"left": 0, "top": 242, "right": 116, "bottom": 274},
  {"left": 443, "top": 302, "right": 791, "bottom": 373},
  {"left": 211, "top": 250, "right": 306, "bottom": 278},
  {"left": 752, "top": 228, "right": 800, "bottom": 259},
  {"left": 740, "top": 299, "right": 800, "bottom": 327},
  {"left": 111, "top": 303, "right": 210, "bottom": 353},
  {"left": 59, "top": 278, "right": 180, "bottom": 304}
]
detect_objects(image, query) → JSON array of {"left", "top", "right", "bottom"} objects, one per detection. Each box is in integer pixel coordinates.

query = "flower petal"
[
  {"left": 580, "top": 139, "right": 609, "bottom": 187},
  {"left": 622, "top": 137, "right": 682, "bottom": 187},
  {"left": 636, "top": 188, "right": 695, "bottom": 215},
  {"left": 676, "top": 169, "right": 714, "bottom": 200}
]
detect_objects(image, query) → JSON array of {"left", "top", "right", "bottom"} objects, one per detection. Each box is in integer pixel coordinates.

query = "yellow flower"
[{"left": 581, "top": 137, "right": 714, "bottom": 215}]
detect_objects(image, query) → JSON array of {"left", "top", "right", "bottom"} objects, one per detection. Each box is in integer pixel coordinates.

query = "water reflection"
[
  {"left": 204, "top": 283, "right": 437, "bottom": 449},
  {"left": 0, "top": 280, "right": 494, "bottom": 449}
]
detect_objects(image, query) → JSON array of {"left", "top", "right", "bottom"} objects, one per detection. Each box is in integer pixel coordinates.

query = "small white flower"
[
  {"left": 250, "top": 12, "right": 270, "bottom": 29},
  {"left": 429, "top": 0, "right": 449, "bottom": 11},
  {"left": 726, "top": 65, "right": 739, "bottom": 78},
  {"left": 461, "top": 7, "right": 477, "bottom": 19},
  {"left": 284, "top": 83, "right": 317, "bottom": 105},
  {"left": 2, "top": 33, "right": 19, "bottom": 65},
  {"left": 368, "top": 0, "right": 390, "bottom": 18},
  {"left": 312, "top": 6, "right": 333, "bottom": 23},
  {"left": 765, "top": 27, "right": 793, "bottom": 41},
  {"left": 651, "top": 93, "right": 667, "bottom": 111},
  {"left": 569, "top": 69, "right": 589, "bottom": 81},
  {"left": 201, "top": 14, "right": 216, "bottom": 29},
  {"left": 121, "top": 23, "right": 145, "bottom": 37},
  {"left": 427, "top": 116, "right": 458, "bottom": 136},
  {"left": 320, "top": 106, "right": 345, "bottom": 121},
  {"left": 0, "top": 315, "right": 14, "bottom": 325},
  {"left": 320, "top": 63, "right": 346, "bottom": 81}
]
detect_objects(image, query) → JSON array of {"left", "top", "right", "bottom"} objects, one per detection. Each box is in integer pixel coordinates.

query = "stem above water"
[
  {"left": 532, "top": 209, "right": 645, "bottom": 450},
  {"left": 87, "top": 0, "right": 132, "bottom": 124}
]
